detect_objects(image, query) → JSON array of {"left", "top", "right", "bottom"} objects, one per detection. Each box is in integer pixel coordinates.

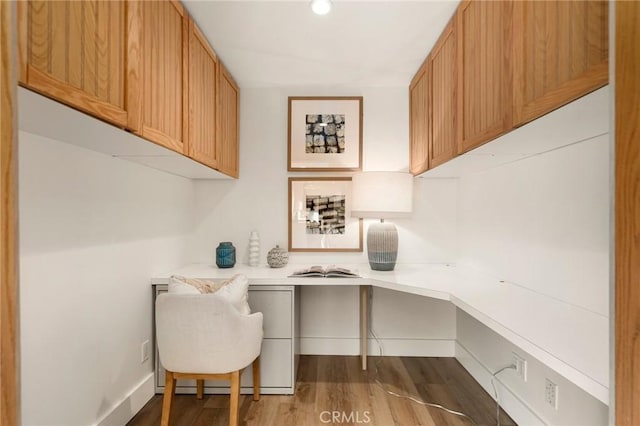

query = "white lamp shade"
[{"left": 351, "top": 172, "right": 413, "bottom": 219}]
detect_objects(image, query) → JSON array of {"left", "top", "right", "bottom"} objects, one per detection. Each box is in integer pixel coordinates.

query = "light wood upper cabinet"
[
  {"left": 429, "top": 17, "right": 457, "bottom": 169},
  {"left": 409, "top": 60, "right": 430, "bottom": 175},
  {"left": 513, "top": 0, "right": 609, "bottom": 126},
  {"left": 457, "top": 0, "right": 513, "bottom": 154},
  {"left": 18, "top": 0, "right": 240, "bottom": 179},
  {"left": 136, "top": 0, "right": 188, "bottom": 154},
  {"left": 17, "top": 0, "right": 140, "bottom": 130},
  {"left": 188, "top": 19, "right": 218, "bottom": 169},
  {"left": 217, "top": 63, "right": 240, "bottom": 178},
  {"left": 409, "top": 0, "right": 609, "bottom": 174}
]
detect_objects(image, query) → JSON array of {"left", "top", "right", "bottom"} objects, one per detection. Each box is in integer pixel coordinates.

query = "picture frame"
[
  {"left": 288, "top": 177, "right": 363, "bottom": 252},
  {"left": 288, "top": 96, "right": 363, "bottom": 171}
]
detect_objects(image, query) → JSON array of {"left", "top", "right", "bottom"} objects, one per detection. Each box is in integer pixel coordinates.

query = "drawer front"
[
  {"left": 249, "top": 289, "right": 292, "bottom": 338},
  {"left": 157, "top": 338, "right": 292, "bottom": 390}
]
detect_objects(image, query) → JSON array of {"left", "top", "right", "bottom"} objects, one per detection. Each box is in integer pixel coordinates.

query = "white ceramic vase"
[{"left": 248, "top": 231, "right": 260, "bottom": 266}]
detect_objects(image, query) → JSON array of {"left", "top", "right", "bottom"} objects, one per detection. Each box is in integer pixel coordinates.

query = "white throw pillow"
[
  {"left": 168, "top": 277, "right": 201, "bottom": 294},
  {"left": 217, "top": 274, "right": 251, "bottom": 315},
  {"left": 167, "top": 274, "right": 251, "bottom": 315}
]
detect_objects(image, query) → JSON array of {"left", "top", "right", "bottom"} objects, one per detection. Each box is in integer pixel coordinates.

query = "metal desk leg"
[{"left": 360, "top": 285, "right": 369, "bottom": 370}]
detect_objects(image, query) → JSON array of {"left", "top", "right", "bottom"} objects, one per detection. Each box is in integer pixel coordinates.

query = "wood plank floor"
[{"left": 128, "top": 356, "right": 516, "bottom": 426}]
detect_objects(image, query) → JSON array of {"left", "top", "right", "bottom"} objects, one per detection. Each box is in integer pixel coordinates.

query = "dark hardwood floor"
[{"left": 128, "top": 355, "right": 516, "bottom": 426}]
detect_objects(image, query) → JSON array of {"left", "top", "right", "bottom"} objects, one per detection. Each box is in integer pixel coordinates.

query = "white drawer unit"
[{"left": 152, "top": 284, "right": 300, "bottom": 395}]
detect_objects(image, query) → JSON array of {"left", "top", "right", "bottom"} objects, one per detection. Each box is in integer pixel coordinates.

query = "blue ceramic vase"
[{"left": 216, "top": 242, "right": 236, "bottom": 268}]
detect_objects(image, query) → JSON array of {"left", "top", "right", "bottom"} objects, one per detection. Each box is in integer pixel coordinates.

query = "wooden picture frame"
[
  {"left": 287, "top": 96, "right": 363, "bottom": 171},
  {"left": 288, "top": 177, "right": 363, "bottom": 252}
]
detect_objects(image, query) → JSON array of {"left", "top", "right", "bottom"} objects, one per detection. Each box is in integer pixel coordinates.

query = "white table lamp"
[{"left": 351, "top": 172, "right": 413, "bottom": 271}]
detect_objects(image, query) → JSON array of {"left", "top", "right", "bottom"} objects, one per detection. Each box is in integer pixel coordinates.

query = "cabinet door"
[
  {"left": 429, "top": 17, "right": 457, "bottom": 169},
  {"left": 137, "top": 0, "right": 188, "bottom": 154},
  {"left": 217, "top": 63, "right": 240, "bottom": 178},
  {"left": 513, "top": 1, "right": 608, "bottom": 126},
  {"left": 409, "top": 60, "right": 430, "bottom": 175},
  {"left": 457, "top": 0, "right": 513, "bottom": 154},
  {"left": 188, "top": 19, "right": 219, "bottom": 169},
  {"left": 17, "top": 0, "right": 140, "bottom": 129},
  {"left": 249, "top": 290, "right": 292, "bottom": 338}
]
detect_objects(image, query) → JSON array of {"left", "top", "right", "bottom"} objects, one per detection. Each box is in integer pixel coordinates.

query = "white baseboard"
[
  {"left": 300, "top": 337, "right": 455, "bottom": 357},
  {"left": 300, "top": 338, "right": 359, "bottom": 355},
  {"left": 95, "top": 373, "right": 155, "bottom": 426},
  {"left": 455, "top": 342, "right": 546, "bottom": 426}
]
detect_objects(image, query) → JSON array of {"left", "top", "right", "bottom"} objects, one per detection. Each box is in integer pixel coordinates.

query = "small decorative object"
[
  {"left": 267, "top": 245, "right": 289, "bottom": 268},
  {"left": 288, "top": 97, "right": 363, "bottom": 171},
  {"left": 248, "top": 231, "right": 260, "bottom": 267},
  {"left": 288, "top": 177, "right": 363, "bottom": 252},
  {"left": 216, "top": 242, "right": 236, "bottom": 268}
]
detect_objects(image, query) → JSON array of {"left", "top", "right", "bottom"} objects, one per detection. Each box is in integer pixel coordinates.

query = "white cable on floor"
[
  {"left": 373, "top": 373, "right": 479, "bottom": 425},
  {"left": 491, "top": 365, "right": 517, "bottom": 426},
  {"left": 366, "top": 287, "right": 479, "bottom": 425}
]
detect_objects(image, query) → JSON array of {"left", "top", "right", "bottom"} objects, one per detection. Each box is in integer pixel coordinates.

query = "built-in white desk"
[{"left": 151, "top": 263, "right": 609, "bottom": 404}]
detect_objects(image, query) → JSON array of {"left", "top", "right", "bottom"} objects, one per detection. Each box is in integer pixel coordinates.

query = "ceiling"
[{"left": 183, "top": 0, "right": 460, "bottom": 88}]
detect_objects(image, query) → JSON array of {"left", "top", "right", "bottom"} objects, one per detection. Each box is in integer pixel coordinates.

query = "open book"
[{"left": 289, "top": 265, "right": 360, "bottom": 278}]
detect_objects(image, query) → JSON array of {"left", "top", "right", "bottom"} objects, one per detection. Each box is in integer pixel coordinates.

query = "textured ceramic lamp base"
[{"left": 367, "top": 221, "right": 398, "bottom": 271}]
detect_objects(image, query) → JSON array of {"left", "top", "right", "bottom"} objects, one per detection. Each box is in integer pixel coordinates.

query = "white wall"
[
  {"left": 457, "top": 134, "right": 610, "bottom": 317},
  {"left": 190, "top": 86, "right": 458, "bottom": 265},
  {"left": 454, "top": 112, "right": 611, "bottom": 423},
  {"left": 300, "top": 286, "right": 457, "bottom": 356},
  {"left": 190, "top": 86, "right": 459, "bottom": 356},
  {"left": 19, "top": 132, "right": 195, "bottom": 426}
]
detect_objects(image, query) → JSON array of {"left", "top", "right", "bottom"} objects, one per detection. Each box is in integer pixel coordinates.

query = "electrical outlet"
[
  {"left": 141, "top": 340, "right": 150, "bottom": 363},
  {"left": 545, "top": 378, "right": 559, "bottom": 409},
  {"left": 512, "top": 352, "right": 527, "bottom": 381}
]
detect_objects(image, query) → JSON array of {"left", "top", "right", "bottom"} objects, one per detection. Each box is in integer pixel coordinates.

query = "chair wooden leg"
[
  {"left": 196, "top": 379, "right": 204, "bottom": 400},
  {"left": 161, "top": 371, "right": 176, "bottom": 426},
  {"left": 252, "top": 357, "right": 260, "bottom": 401},
  {"left": 229, "top": 370, "right": 241, "bottom": 426}
]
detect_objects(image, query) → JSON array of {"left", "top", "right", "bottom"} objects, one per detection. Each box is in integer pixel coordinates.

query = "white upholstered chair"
[{"left": 155, "top": 292, "right": 264, "bottom": 426}]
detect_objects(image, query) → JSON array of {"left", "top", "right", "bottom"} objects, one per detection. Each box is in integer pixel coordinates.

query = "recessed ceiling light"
[{"left": 310, "top": 0, "right": 332, "bottom": 15}]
